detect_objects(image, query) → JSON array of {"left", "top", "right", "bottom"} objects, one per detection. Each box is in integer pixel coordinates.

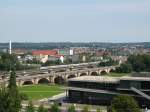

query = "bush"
[
  {"left": 110, "top": 95, "right": 141, "bottom": 112},
  {"left": 115, "top": 63, "right": 132, "bottom": 73}
]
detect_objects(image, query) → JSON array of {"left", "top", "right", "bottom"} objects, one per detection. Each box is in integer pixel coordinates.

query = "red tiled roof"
[{"left": 32, "top": 50, "right": 58, "bottom": 55}]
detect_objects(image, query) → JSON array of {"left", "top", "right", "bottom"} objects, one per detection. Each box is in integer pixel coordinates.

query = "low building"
[
  {"left": 71, "top": 47, "right": 91, "bottom": 55},
  {"left": 111, "top": 56, "right": 128, "bottom": 64},
  {"left": 32, "top": 50, "right": 58, "bottom": 56},
  {"left": 12, "top": 49, "right": 28, "bottom": 55},
  {"left": 48, "top": 55, "right": 64, "bottom": 63},
  {"left": 58, "top": 49, "right": 74, "bottom": 56},
  {"left": 32, "top": 50, "right": 58, "bottom": 63},
  {"left": 67, "top": 76, "right": 150, "bottom": 108}
]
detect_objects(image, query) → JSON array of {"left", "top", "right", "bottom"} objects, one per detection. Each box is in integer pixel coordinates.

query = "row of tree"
[
  {"left": 127, "top": 54, "right": 150, "bottom": 72},
  {"left": 25, "top": 95, "right": 141, "bottom": 112},
  {"left": 25, "top": 102, "right": 78, "bottom": 112},
  {"left": 97, "top": 58, "right": 118, "bottom": 67},
  {"left": 0, "top": 53, "right": 20, "bottom": 71},
  {"left": 115, "top": 63, "right": 132, "bottom": 73},
  {"left": 115, "top": 54, "right": 150, "bottom": 73},
  {"left": 0, "top": 53, "right": 35, "bottom": 71}
]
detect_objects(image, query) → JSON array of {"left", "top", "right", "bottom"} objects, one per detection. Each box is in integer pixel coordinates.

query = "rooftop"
[
  {"left": 32, "top": 50, "right": 58, "bottom": 55},
  {"left": 68, "top": 76, "right": 120, "bottom": 83},
  {"left": 121, "top": 76, "right": 150, "bottom": 81},
  {"left": 69, "top": 76, "right": 150, "bottom": 83}
]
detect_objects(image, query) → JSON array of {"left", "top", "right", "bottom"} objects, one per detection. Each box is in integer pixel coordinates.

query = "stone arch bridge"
[{"left": 14, "top": 66, "right": 116, "bottom": 86}]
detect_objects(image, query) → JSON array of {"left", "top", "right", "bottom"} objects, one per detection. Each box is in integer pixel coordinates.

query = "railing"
[{"left": 131, "top": 87, "right": 150, "bottom": 100}]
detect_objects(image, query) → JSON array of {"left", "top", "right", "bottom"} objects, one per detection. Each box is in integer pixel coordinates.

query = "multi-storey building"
[{"left": 67, "top": 76, "right": 150, "bottom": 108}]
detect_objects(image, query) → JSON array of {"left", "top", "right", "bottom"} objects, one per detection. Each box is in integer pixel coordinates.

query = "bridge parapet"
[{"left": 1, "top": 66, "right": 118, "bottom": 86}]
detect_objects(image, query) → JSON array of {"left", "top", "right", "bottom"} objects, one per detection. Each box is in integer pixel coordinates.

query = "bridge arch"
[
  {"left": 100, "top": 70, "right": 107, "bottom": 75},
  {"left": 91, "top": 72, "right": 98, "bottom": 76},
  {"left": 80, "top": 73, "right": 87, "bottom": 76},
  {"left": 38, "top": 78, "right": 50, "bottom": 84},
  {"left": 54, "top": 76, "right": 65, "bottom": 84},
  {"left": 68, "top": 74, "right": 76, "bottom": 79},
  {"left": 109, "top": 69, "right": 115, "bottom": 73},
  {"left": 22, "top": 81, "right": 33, "bottom": 85}
]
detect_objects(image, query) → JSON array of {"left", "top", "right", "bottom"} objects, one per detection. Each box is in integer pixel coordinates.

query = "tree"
[
  {"left": 97, "top": 57, "right": 118, "bottom": 67},
  {"left": 0, "top": 69, "right": 22, "bottom": 112},
  {"left": 50, "top": 103, "right": 60, "bottom": 112},
  {"left": 116, "top": 63, "right": 132, "bottom": 73},
  {"left": 0, "top": 88, "right": 9, "bottom": 112},
  {"left": 68, "top": 105, "right": 76, "bottom": 112},
  {"left": 7, "top": 70, "right": 22, "bottom": 112},
  {"left": 8, "top": 70, "right": 17, "bottom": 88},
  {"left": 110, "top": 95, "right": 141, "bottom": 112},
  {"left": 25, "top": 101, "right": 35, "bottom": 112},
  {"left": 0, "top": 53, "right": 35, "bottom": 71},
  {"left": 38, "top": 104, "right": 48, "bottom": 112},
  {"left": 127, "top": 54, "right": 150, "bottom": 72},
  {"left": 0, "top": 53, "right": 20, "bottom": 71}
]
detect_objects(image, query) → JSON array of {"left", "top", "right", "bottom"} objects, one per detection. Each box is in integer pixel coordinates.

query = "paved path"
[
  {"left": 39, "top": 92, "right": 66, "bottom": 102},
  {"left": 21, "top": 92, "right": 107, "bottom": 112},
  {"left": 22, "top": 103, "right": 107, "bottom": 112}
]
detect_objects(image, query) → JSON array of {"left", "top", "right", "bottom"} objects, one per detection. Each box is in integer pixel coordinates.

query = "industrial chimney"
[{"left": 9, "top": 40, "right": 12, "bottom": 54}]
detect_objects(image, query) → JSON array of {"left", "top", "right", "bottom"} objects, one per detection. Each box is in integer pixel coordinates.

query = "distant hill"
[{"left": 0, "top": 42, "right": 150, "bottom": 50}]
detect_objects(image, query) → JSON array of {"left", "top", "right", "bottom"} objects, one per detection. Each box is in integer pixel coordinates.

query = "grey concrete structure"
[
  {"left": 13, "top": 66, "right": 116, "bottom": 86},
  {"left": 0, "top": 66, "right": 116, "bottom": 86}
]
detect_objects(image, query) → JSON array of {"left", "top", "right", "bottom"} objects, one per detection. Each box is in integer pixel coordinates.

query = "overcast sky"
[{"left": 0, "top": 0, "right": 150, "bottom": 42}]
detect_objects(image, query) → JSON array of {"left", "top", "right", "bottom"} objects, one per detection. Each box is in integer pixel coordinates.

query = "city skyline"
[{"left": 0, "top": 0, "right": 150, "bottom": 42}]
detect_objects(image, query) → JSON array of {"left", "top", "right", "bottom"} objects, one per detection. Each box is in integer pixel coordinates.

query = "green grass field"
[
  {"left": 107, "top": 72, "right": 130, "bottom": 77},
  {"left": 19, "top": 84, "right": 64, "bottom": 100}
]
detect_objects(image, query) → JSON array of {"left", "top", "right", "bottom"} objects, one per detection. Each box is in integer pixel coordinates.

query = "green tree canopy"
[
  {"left": 115, "top": 63, "right": 132, "bottom": 73},
  {"left": 127, "top": 54, "right": 150, "bottom": 72},
  {"left": 8, "top": 70, "right": 17, "bottom": 88},
  {"left": 7, "top": 70, "right": 22, "bottom": 112},
  {"left": 97, "top": 57, "right": 118, "bottom": 67},
  {"left": 0, "top": 69, "right": 22, "bottom": 112},
  {"left": 0, "top": 88, "right": 9, "bottom": 112},
  {"left": 0, "top": 53, "right": 19, "bottom": 71},
  {"left": 110, "top": 95, "right": 141, "bottom": 112}
]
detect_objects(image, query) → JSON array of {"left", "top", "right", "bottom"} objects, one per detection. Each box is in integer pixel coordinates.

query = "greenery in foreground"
[
  {"left": 0, "top": 70, "right": 22, "bottom": 112},
  {"left": 19, "top": 84, "right": 64, "bottom": 100},
  {"left": 0, "top": 70, "right": 141, "bottom": 112},
  {"left": 115, "top": 54, "right": 150, "bottom": 73},
  {"left": 110, "top": 95, "right": 141, "bottom": 112}
]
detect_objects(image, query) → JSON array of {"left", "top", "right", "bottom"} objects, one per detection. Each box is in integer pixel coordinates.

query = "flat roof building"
[{"left": 67, "top": 76, "right": 150, "bottom": 108}]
